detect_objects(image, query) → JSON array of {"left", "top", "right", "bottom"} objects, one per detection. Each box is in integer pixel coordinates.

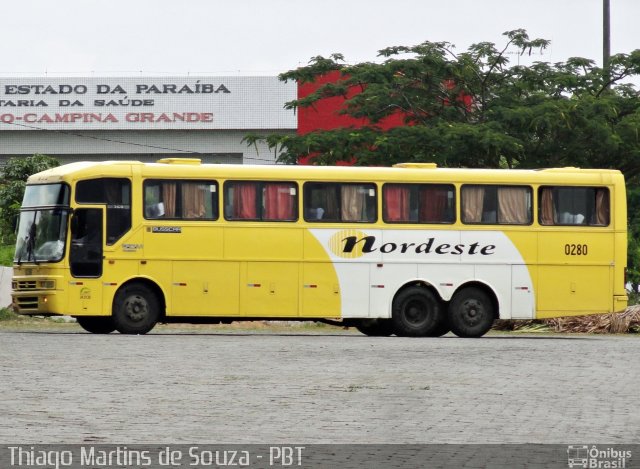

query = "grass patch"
[
  {"left": 0, "top": 309, "right": 77, "bottom": 329},
  {"left": 0, "top": 307, "right": 19, "bottom": 321},
  {"left": 0, "top": 308, "right": 54, "bottom": 327},
  {"left": 0, "top": 244, "right": 14, "bottom": 267}
]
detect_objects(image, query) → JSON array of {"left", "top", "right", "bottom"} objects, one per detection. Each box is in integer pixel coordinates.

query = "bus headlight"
[{"left": 39, "top": 280, "right": 56, "bottom": 290}]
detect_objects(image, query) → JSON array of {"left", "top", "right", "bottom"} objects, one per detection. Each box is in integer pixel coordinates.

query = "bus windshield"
[
  {"left": 21, "top": 183, "right": 70, "bottom": 208},
  {"left": 14, "top": 184, "right": 71, "bottom": 264}
]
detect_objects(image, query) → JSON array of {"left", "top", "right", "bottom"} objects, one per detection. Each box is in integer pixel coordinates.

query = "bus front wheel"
[
  {"left": 76, "top": 316, "right": 116, "bottom": 334},
  {"left": 448, "top": 287, "right": 494, "bottom": 338},
  {"left": 392, "top": 286, "right": 445, "bottom": 337},
  {"left": 113, "top": 283, "right": 159, "bottom": 335}
]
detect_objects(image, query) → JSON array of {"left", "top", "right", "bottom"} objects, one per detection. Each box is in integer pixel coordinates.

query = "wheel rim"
[
  {"left": 403, "top": 298, "right": 429, "bottom": 327},
  {"left": 123, "top": 294, "right": 149, "bottom": 323},
  {"left": 459, "top": 298, "right": 485, "bottom": 326}
]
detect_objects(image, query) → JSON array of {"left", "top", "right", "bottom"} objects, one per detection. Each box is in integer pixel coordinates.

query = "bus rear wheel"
[
  {"left": 76, "top": 316, "right": 116, "bottom": 334},
  {"left": 113, "top": 283, "right": 159, "bottom": 335},
  {"left": 392, "top": 286, "right": 445, "bottom": 337},
  {"left": 448, "top": 287, "right": 494, "bottom": 338},
  {"left": 355, "top": 318, "right": 394, "bottom": 336},
  {"left": 425, "top": 320, "right": 450, "bottom": 337}
]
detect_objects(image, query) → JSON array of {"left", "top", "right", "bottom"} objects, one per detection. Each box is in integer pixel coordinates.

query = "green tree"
[
  {"left": 247, "top": 29, "right": 640, "bottom": 170},
  {"left": 626, "top": 185, "right": 640, "bottom": 288},
  {"left": 0, "top": 154, "right": 60, "bottom": 243}
]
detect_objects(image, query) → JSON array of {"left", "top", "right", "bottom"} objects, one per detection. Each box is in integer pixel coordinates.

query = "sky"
[{"left": 0, "top": 0, "right": 638, "bottom": 77}]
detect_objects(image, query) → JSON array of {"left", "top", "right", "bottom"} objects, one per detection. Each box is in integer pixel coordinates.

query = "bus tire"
[
  {"left": 76, "top": 316, "right": 116, "bottom": 334},
  {"left": 392, "top": 286, "right": 444, "bottom": 337},
  {"left": 113, "top": 283, "right": 159, "bottom": 335},
  {"left": 355, "top": 318, "right": 394, "bottom": 336},
  {"left": 426, "top": 320, "right": 450, "bottom": 337},
  {"left": 448, "top": 287, "right": 494, "bottom": 338}
]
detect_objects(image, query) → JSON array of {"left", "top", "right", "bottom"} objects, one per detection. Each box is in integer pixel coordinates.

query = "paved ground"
[{"left": 1, "top": 326, "right": 638, "bottom": 444}]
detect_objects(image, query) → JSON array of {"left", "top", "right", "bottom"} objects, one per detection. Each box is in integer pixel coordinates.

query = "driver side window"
[{"left": 76, "top": 178, "right": 131, "bottom": 245}]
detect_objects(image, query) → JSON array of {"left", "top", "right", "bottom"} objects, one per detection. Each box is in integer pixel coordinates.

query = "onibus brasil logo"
[{"left": 567, "top": 445, "right": 632, "bottom": 468}]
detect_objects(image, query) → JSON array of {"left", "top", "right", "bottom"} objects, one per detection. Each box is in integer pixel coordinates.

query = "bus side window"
[
  {"left": 224, "top": 181, "right": 297, "bottom": 221},
  {"left": 225, "top": 182, "right": 259, "bottom": 220},
  {"left": 539, "top": 186, "right": 609, "bottom": 226},
  {"left": 383, "top": 183, "right": 455, "bottom": 224},
  {"left": 304, "top": 182, "right": 376, "bottom": 223},
  {"left": 461, "top": 185, "right": 531, "bottom": 225},
  {"left": 182, "top": 182, "right": 217, "bottom": 219},
  {"left": 262, "top": 182, "right": 297, "bottom": 221},
  {"left": 145, "top": 182, "right": 165, "bottom": 218},
  {"left": 304, "top": 183, "right": 339, "bottom": 222},
  {"left": 144, "top": 180, "right": 219, "bottom": 220}
]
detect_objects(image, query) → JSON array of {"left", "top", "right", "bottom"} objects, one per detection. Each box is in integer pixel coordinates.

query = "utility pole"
[{"left": 603, "top": 0, "right": 611, "bottom": 83}]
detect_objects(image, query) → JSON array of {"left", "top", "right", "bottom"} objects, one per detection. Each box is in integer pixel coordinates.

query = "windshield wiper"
[{"left": 22, "top": 212, "right": 38, "bottom": 265}]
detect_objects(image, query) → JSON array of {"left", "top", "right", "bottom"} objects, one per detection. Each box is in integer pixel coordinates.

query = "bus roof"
[{"left": 26, "top": 159, "right": 624, "bottom": 186}]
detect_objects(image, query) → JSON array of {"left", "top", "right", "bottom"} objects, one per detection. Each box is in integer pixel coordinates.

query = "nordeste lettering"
[{"left": 342, "top": 235, "right": 496, "bottom": 256}]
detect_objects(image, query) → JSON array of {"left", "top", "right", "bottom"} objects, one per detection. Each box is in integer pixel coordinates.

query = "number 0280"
[{"left": 564, "top": 244, "right": 588, "bottom": 255}]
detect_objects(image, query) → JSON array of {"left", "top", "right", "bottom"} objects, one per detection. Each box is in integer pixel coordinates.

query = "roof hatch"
[
  {"left": 393, "top": 163, "right": 438, "bottom": 169},
  {"left": 156, "top": 158, "right": 201, "bottom": 165}
]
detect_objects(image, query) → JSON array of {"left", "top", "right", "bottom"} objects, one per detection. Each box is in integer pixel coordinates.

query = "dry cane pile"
[
  {"left": 546, "top": 306, "right": 640, "bottom": 334},
  {"left": 494, "top": 306, "right": 640, "bottom": 334}
]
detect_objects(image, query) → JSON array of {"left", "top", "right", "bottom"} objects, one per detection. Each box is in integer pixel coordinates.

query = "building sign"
[{"left": 0, "top": 76, "right": 297, "bottom": 131}]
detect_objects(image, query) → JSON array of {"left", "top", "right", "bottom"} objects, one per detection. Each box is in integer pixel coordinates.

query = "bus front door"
[{"left": 67, "top": 208, "right": 104, "bottom": 315}]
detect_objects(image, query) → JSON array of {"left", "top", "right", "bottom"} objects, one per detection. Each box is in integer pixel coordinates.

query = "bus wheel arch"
[
  {"left": 112, "top": 278, "right": 165, "bottom": 335},
  {"left": 391, "top": 281, "right": 447, "bottom": 337},
  {"left": 447, "top": 282, "right": 498, "bottom": 338}
]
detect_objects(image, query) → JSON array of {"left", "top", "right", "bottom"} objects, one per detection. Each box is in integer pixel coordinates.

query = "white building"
[{"left": 0, "top": 76, "right": 297, "bottom": 165}]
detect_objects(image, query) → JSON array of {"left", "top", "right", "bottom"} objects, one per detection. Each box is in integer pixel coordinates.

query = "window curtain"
[
  {"left": 498, "top": 188, "right": 529, "bottom": 224},
  {"left": 341, "top": 185, "right": 365, "bottom": 221},
  {"left": 324, "top": 187, "right": 339, "bottom": 220},
  {"left": 420, "top": 186, "right": 448, "bottom": 222},
  {"left": 233, "top": 183, "right": 257, "bottom": 219},
  {"left": 384, "top": 185, "right": 410, "bottom": 222},
  {"left": 595, "top": 189, "right": 610, "bottom": 225},
  {"left": 462, "top": 187, "right": 485, "bottom": 223},
  {"left": 182, "top": 183, "right": 206, "bottom": 219},
  {"left": 264, "top": 184, "right": 295, "bottom": 220},
  {"left": 162, "top": 183, "right": 177, "bottom": 218},
  {"left": 539, "top": 188, "right": 555, "bottom": 225}
]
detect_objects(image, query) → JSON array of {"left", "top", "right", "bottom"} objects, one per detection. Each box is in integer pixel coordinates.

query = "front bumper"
[{"left": 12, "top": 276, "right": 63, "bottom": 315}]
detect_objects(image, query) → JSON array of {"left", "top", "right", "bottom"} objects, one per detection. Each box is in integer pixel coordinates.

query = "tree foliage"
[
  {"left": 247, "top": 29, "right": 640, "bottom": 172},
  {"left": 0, "top": 154, "right": 60, "bottom": 243}
]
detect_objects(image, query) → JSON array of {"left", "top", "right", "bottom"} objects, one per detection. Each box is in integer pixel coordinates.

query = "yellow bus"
[{"left": 11, "top": 159, "right": 628, "bottom": 337}]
